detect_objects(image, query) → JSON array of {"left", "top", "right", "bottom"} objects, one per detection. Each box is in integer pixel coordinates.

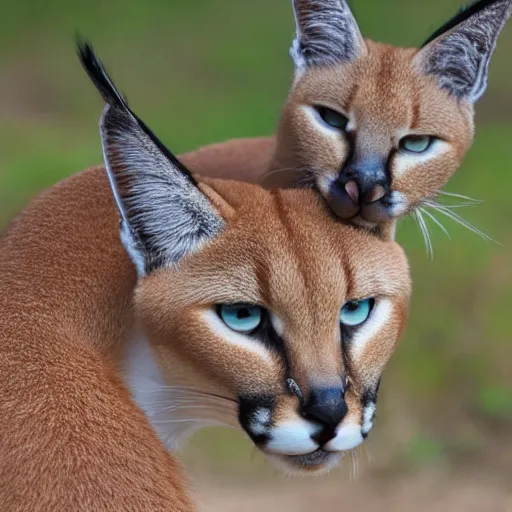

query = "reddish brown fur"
[
  {"left": 0, "top": 168, "right": 194, "bottom": 511},
  {"left": 2, "top": 15, "right": 483, "bottom": 510},
  {"left": 0, "top": 160, "right": 410, "bottom": 508},
  {"left": 266, "top": 41, "right": 475, "bottom": 219},
  {"left": 137, "top": 180, "right": 410, "bottom": 395}
]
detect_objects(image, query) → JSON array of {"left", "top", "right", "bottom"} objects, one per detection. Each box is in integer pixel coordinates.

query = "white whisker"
[
  {"left": 262, "top": 166, "right": 303, "bottom": 178},
  {"left": 419, "top": 207, "right": 451, "bottom": 239},
  {"left": 424, "top": 200, "right": 498, "bottom": 244},
  {"left": 362, "top": 445, "right": 375, "bottom": 467},
  {"left": 432, "top": 202, "right": 480, "bottom": 209},
  {"left": 156, "top": 403, "right": 235, "bottom": 414},
  {"left": 414, "top": 209, "right": 434, "bottom": 260},
  {"left": 348, "top": 449, "right": 360, "bottom": 481},
  {"left": 260, "top": 166, "right": 315, "bottom": 187},
  {"left": 437, "top": 190, "right": 483, "bottom": 204}
]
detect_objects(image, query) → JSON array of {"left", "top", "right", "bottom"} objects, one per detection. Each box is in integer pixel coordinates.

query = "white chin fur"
[
  {"left": 324, "top": 424, "right": 364, "bottom": 452},
  {"left": 265, "top": 419, "right": 320, "bottom": 456},
  {"left": 122, "top": 328, "right": 237, "bottom": 451}
]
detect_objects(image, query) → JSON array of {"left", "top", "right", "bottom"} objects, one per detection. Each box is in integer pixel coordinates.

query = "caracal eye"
[
  {"left": 340, "top": 298, "right": 375, "bottom": 327},
  {"left": 217, "top": 304, "right": 263, "bottom": 333},
  {"left": 400, "top": 135, "right": 434, "bottom": 154},
  {"left": 315, "top": 106, "right": 349, "bottom": 130}
]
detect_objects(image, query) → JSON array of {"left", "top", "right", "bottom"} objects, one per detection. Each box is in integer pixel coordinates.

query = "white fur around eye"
[
  {"left": 393, "top": 139, "right": 449, "bottom": 179},
  {"left": 348, "top": 299, "right": 393, "bottom": 361},
  {"left": 202, "top": 309, "right": 273, "bottom": 364},
  {"left": 270, "top": 313, "right": 284, "bottom": 337}
]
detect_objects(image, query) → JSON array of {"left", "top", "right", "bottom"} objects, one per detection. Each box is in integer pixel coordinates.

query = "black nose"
[
  {"left": 328, "top": 157, "right": 389, "bottom": 220},
  {"left": 302, "top": 387, "right": 347, "bottom": 444},
  {"left": 341, "top": 158, "right": 389, "bottom": 205}
]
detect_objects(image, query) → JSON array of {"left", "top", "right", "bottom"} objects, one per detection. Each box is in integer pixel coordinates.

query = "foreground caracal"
[{"left": 0, "top": 44, "right": 410, "bottom": 510}]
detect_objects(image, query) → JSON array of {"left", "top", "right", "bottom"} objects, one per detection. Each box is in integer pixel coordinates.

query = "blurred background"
[{"left": 1, "top": 0, "right": 511, "bottom": 510}]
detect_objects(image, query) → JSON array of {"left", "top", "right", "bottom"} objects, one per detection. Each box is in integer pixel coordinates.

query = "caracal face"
[{"left": 265, "top": 0, "right": 512, "bottom": 232}]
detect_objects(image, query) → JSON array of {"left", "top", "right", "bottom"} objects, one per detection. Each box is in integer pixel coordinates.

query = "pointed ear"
[
  {"left": 290, "top": 0, "right": 366, "bottom": 73},
  {"left": 77, "top": 42, "right": 224, "bottom": 276},
  {"left": 415, "top": 0, "right": 512, "bottom": 102}
]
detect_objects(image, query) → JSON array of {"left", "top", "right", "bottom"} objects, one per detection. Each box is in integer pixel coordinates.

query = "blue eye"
[
  {"left": 400, "top": 135, "right": 434, "bottom": 153},
  {"left": 218, "top": 304, "right": 263, "bottom": 333},
  {"left": 316, "top": 106, "right": 349, "bottom": 130},
  {"left": 340, "top": 299, "right": 374, "bottom": 327}
]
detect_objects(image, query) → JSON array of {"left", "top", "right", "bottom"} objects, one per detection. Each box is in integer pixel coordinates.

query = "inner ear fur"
[
  {"left": 78, "top": 42, "right": 225, "bottom": 276},
  {"left": 290, "top": 0, "right": 367, "bottom": 72},
  {"left": 415, "top": 0, "right": 512, "bottom": 102}
]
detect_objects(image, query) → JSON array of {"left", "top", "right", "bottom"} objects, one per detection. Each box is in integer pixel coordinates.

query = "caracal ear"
[
  {"left": 77, "top": 42, "right": 224, "bottom": 276},
  {"left": 415, "top": 0, "right": 512, "bottom": 103},
  {"left": 290, "top": 0, "right": 367, "bottom": 75}
]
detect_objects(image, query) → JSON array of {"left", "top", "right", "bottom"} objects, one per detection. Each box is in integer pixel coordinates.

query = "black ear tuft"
[
  {"left": 77, "top": 40, "right": 197, "bottom": 187},
  {"left": 417, "top": 0, "right": 512, "bottom": 102},
  {"left": 78, "top": 41, "right": 224, "bottom": 275},
  {"left": 290, "top": 0, "right": 366, "bottom": 73},
  {"left": 77, "top": 38, "right": 128, "bottom": 109},
  {"left": 422, "top": 0, "right": 507, "bottom": 47}
]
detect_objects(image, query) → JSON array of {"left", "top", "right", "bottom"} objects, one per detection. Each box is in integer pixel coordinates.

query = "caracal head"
[
  {"left": 80, "top": 44, "right": 411, "bottom": 474},
  {"left": 265, "top": 0, "right": 512, "bottom": 232}
]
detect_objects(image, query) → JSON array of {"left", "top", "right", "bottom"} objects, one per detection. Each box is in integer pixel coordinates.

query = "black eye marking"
[{"left": 238, "top": 394, "right": 276, "bottom": 445}]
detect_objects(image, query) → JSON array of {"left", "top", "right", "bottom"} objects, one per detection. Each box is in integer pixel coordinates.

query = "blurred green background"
[{"left": 1, "top": 0, "right": 511, "bottom": 509}]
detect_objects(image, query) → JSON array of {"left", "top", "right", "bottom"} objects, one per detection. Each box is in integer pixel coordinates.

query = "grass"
[{"left": 1, "top": 0, "right": 511, "bottom": 472}]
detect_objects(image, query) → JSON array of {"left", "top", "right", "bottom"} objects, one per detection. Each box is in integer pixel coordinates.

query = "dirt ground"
[{"left": 194, "top": 471, "right": 512, "bottom": 512}]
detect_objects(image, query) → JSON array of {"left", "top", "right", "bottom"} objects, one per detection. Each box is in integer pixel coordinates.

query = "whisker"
[
  {"left": 262, "top": 166, "right": 306, "bottom": 177},
  {"left": 152, "top": 418, "right": 228, "bottom": 426},
  {"left": 156, "top": 403, "right": 235, "bottom": 414},
  {"left": 424, "top": 200, "right": 498, "bottom": 245},
  {"left": 437, "top": 190, "right": 483, "bottom": 204},
  {"left": 259, "top": 166, "right": 314, "bottom": 185},
  {"left": 155, "top": 396, "right": 235, "bottom": 406},
  {"left": 348, "top": 449, "right": 360, "bottom": 482},
  {"left": 362, "top": 445, "right": 375, "bottom": 467},
  {"left": 432, "top": 202, "right": 481, "bottom": 209},
  {"left": 419, "top": 207, "right": 451, "bottom": 239},
  {"left": 414, "top": 209, "right": 434, "bottom": 260},
  {"left": 147, "top": 386, "right": 238, "bottom": 404}
]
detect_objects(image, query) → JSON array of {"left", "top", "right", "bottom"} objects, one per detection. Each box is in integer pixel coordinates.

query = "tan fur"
[
  {"left": 175, "top": 39, "right": 480, "bottom": 236},
  {"left": 0, "top": 160, "right": 410, "bottom": 508},
  {"left": 137, "top": 177, "right": 410, "bottom": 401},
  {"left": 0, "top": 168, "right": 192, "bottom": 511},
  {"left": 265, "top": 41, "right": 474, "bottom": 221},
  {"left": 5, "top": 0, "right": 507, "bottom": 506}
]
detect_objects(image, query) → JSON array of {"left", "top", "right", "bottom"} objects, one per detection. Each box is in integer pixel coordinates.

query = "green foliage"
[
  {"left": 476, "top": 386, "right": 512, "bottom": 420},
  {"left": 407, "top": 435, "right": 447, "bottom": 466}
]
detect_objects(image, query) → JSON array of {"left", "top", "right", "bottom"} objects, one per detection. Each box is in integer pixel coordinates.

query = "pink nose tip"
[
  {"left": 366, "top": 185, "right": 386, "bottom": 204},
  {"left": 344, "top": 181, "right": 359, "bottom": 203}
]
